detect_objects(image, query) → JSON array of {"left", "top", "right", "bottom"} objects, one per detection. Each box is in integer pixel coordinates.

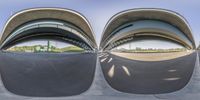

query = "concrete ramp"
[{"left": 0, "top": 52, "right": 96, "bottom": 97}]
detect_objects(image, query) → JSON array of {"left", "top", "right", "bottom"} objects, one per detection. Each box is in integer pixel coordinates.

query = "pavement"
[
  {"left": 0, "top": 51, "right": 199, "bottom": 100},
  {"left": 100, "top": 52, "right": 196, "bottom": 94},
  {"left": 0, "top": 52, "right": 97, "bottom": 97}
]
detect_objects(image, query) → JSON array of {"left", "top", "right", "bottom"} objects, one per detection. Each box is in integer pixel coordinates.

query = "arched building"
[
  {"left": 0, "top": 8, "right": 97, "bottom": 50},
  {"left": 100, "top": 8, "right": 196, "bottom": 50}
]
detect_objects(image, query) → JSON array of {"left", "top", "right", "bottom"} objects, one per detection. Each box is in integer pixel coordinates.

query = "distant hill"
[
  {"left": 112, "top": 48, "right": 187, "bottom": 53},
  {"left": 7, "top": 45, "right": 84, "bottom": 53},
  {"left": 52, "top": 46, "right": 84, "bottom": 52}
]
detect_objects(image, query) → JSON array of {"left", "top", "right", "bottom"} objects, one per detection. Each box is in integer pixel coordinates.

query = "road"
[
  {"left": 0, "top": 51, "right": 198, "bottom": 100},
  {"left": 100, "top": 52, "right": 196, "bottom": 94},
  {"left": 0, "top": 52, "right": 97, "bottom": 97}
]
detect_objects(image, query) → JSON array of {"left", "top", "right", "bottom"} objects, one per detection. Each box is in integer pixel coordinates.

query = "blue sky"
[{"left": 0, "top": 0, "right": 200, "bottom": 47}]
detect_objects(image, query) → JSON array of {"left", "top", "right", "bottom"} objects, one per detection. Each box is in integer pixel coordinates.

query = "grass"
[{"left": 7, "top": 45, "right": 84, "bottom": 53}]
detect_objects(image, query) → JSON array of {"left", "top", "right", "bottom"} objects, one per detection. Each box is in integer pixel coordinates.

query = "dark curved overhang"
[
  {"left": 102, "top": 20, "right": 193, "bottom": 50},
  {"left": 1, "top": 20, "right": 93, "bottom": 50},
  {"left": 0, "top": 8, "right": 97, "bottom": 49},
  {"left": 100, "top": 8, "right": 195, "bottom": 49},
  {"left": 1, "top": 28, "right": 92, "bottom": 50}
]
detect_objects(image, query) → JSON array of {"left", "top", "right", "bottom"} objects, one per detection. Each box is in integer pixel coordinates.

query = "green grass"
[{"left": 7, "top": 45, "right": 84, "bottom": 53}]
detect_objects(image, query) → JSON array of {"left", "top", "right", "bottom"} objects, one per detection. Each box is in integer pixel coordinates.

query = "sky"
[{"left": 0, "top": 0, "right": 200, "bottom": 47}]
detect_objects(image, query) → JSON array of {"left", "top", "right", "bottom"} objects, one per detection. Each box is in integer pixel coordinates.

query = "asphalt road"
[
  {"left": 0, "top": 52, "right": 97, "bottom": 97},
  {"left": 100, "top": 52, "right": 196, "bottom": 94},
  {"left": 0, "top": 51, "right": 199, "bottom": 99}
]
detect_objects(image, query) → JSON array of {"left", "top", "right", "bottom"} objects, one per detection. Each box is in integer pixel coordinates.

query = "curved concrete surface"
[
  {"left": 100, "top": 52, "right": 196, "bottom": 94},
  {"left": 0, "top": 8, "right": 97, "bottom": 49},
  {"left": 1, "top": 20, "right": 94, "bottom": 50},
  {"left": 102, "top": 20, "right": 193, "bottom": 50},
  {"left": 0, "top": 52, "right": 97, "bottom": 97},
  {"left": 100, "top": 8, "right": 195, "bottom": 49},
  {"left": 1, "top": 27, "right": 92, "bottom": 50}
]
